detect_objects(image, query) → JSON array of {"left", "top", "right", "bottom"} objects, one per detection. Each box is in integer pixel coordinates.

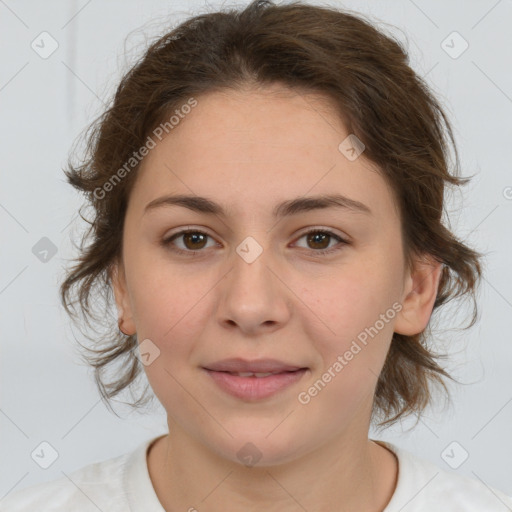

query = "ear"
[
  {"left": 110, "top": 260, "right": 136, "bottom": 336},
  {"left": 394, "top": 255, "right": 443, "bottom": 336}
]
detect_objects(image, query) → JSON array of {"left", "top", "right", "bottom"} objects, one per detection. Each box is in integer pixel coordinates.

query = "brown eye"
[
  {"left": 305, "top": 231, "right": 331, "bottom": 250},
  {"left": 294, "top": 229, "right": 348, "bottom": 256},
  {"left": 180, "top": 231, "right": 208, "bottom": 250},
  {"left": 162, "top": 229, "right": 215, "bottom": 254},
  {"left": 162, "top": 227, "right": 349, "bottom": 257}
]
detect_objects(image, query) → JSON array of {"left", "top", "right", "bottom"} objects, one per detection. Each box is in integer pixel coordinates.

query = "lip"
[{"left": 202, "top": 358, "right": 308, "bottom": 401}]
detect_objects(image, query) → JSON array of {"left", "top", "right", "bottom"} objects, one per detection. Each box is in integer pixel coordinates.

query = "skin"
[{"left": 112, "top": 83, "right": 442, "bottom": 511}]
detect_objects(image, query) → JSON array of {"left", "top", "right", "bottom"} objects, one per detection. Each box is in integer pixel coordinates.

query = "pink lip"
[{"left": 203, "top": 368, "right": 308, "bottom": 401}]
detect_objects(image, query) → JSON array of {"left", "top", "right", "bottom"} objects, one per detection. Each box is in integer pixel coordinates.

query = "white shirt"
[{"left": 1, "top": 436, "right": 511, "bottom": 511}]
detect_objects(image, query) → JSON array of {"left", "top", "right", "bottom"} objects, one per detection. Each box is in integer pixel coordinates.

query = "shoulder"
[
  {"left": 377, "top": 440, "right": 512, "bottom": 512},
  {"left": 0, "top": 449, "right": 131, "bottom": 512}
]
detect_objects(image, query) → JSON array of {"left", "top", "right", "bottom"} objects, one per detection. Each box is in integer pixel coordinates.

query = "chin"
[{"left": 207, "top": 428, "right": 311, "bottom": 469}]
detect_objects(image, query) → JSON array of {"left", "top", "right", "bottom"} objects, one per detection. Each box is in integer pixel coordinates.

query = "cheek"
[
  {"left": 303, "top": 264, "right": 396, "bottom": 332},
  {"left": 294, "top": 273, "right": 398, "bottom": 429},
  {"left": 299, "top": 258, "right": 401, "bottom": 370},
  {"left": 129, "top": 269, "right": 211, "bottom": 412},
  {"left": 126, "top": 246, "right": 208, "bottom": 337},
  {"left": 133, "top": 291, "right": 210, "bottom": 374}
]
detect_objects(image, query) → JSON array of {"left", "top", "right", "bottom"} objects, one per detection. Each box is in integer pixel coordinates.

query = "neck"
[{"left": 147, "top": 424, "right": 398, "bottom": 512}]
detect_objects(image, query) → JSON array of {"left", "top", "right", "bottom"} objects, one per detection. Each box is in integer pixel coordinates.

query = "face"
[{"left": 112, "top": 84, "right": 441, "bottom": 466}]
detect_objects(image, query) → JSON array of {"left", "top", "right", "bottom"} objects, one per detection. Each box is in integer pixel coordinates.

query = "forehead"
[{"left": 129, "top": 86, "right": 399, "bottom": 225}]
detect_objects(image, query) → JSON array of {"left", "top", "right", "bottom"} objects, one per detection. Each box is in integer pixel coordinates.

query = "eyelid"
[
  {"left": 293, "top": 225, "right": 349, "bottom": 241},
  {"left": 163, "top": 225, "right": 216, "bottom": 242}
]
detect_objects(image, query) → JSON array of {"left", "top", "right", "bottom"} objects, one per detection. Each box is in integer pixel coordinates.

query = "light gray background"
[{"left": 1, "top": 0, "right": 512, "bottom": 501}]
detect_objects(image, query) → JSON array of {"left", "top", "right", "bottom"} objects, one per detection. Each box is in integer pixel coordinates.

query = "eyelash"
[{"left": 161, "top": 228, "right": 349, "bottom": 257}]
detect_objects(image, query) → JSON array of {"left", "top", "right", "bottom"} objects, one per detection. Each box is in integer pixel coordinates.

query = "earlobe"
[
  {"left": 393, "top": 256, "right": 443, "bottom": 336},
  {"left": 110, "top": 261, "right": 137, "bottom": 336}
]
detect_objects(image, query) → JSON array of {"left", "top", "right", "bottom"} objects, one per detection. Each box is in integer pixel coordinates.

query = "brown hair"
[{"left": 60, "top": 0, "right": 482, "bottom": 427}]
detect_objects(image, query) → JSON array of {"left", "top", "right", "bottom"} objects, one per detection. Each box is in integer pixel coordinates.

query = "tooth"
[{"left": 233, "top": 372, "right": 275, "bottom": 377}]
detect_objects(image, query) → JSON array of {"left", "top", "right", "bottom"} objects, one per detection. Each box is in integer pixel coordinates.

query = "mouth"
[
  {"left": 202, "top": 366, "right": 308, "bottom": 401},
  {"left": 203, "top": 357, "right": 307, "bottom": 374},
  {"left": 214, "top": 370, "right": 298, "bottom": 377}
]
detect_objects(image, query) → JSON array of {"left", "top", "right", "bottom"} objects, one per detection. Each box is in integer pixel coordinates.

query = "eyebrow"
[{"left": 143, "top": 193, "right": 372, "bottom": 218}]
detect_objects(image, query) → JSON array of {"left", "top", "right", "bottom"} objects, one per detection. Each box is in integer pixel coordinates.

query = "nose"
[{"left": 215, "top": 241, "right": 292, "bottom": 336}]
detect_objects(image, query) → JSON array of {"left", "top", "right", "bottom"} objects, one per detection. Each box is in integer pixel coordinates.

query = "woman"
[{"left": 3, "top": 1, "right": 511, "bottom": 510}]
